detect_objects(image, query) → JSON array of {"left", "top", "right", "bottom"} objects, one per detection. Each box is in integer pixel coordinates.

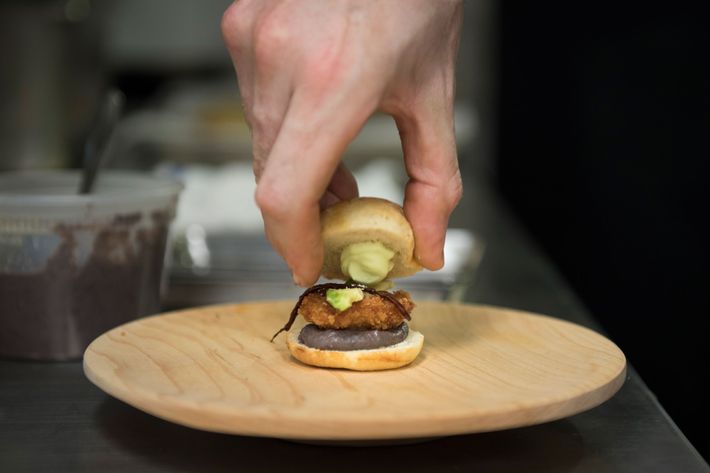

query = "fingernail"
[
  {"left": 292, "top": 272, "right": 304, "bottom": 287},
  {"left": 319, "top": 191, "right": 340, "bottom": 210}
]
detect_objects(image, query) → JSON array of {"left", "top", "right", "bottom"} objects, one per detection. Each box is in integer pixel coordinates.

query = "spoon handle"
[{"left": 78, "top": 90, "right": 125, "bottom": 195}]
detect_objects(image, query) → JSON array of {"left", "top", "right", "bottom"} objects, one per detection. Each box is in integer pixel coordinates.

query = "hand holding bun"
[{"left": 222, "top": 0, "right": 463, "bottom": 287}]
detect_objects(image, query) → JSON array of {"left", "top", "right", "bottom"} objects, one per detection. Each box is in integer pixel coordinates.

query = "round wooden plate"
[{"left": 83, "top": 301, "right": 626, "bottom": 441}]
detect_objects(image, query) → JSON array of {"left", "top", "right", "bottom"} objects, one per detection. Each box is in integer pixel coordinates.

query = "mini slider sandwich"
[{"left": 271, "top": 197, "right": 424, "bottom": 371}]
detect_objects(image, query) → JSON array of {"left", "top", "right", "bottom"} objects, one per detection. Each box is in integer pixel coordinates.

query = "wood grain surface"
[{"left": 83, "top": 301, "right": 626, "bottom": 441}]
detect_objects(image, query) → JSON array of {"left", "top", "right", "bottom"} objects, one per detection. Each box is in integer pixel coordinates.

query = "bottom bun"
[{"left": 286, "top": 329, "right": 424, "bottom": 371}]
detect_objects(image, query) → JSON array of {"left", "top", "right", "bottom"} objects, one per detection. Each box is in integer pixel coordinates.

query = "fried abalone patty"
[{"left": 299, "top": 290, "right": 414, "bottom": 330}]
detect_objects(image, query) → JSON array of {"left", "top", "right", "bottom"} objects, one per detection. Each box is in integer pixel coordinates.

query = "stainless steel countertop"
[{"left": 1, "top": 175, "right": 708, "bottom": 473}]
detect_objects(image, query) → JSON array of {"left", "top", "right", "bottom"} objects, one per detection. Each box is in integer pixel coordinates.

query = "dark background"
[{"left": 496, "top": 1, "right": 709, "bottom": 459}]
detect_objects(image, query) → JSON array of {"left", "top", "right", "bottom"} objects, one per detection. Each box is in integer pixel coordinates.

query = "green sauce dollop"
[
  {"left": 326, "top": 288, "right": 364, "bottom": 311},
  {"left": 340, "top": 241, "right": 395, "bottom": 285}
]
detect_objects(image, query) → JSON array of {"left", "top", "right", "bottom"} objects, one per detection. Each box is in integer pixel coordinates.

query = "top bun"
[{"left": 321, "top": 197, "right": 422, "bottom": 280}]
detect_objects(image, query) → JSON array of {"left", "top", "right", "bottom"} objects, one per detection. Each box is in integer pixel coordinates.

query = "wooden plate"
[{"left": 83, "top": 301, "right": 626, "bottom": 441}]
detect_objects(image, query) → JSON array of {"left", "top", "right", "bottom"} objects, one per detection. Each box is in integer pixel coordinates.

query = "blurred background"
[{"left": 1, "top": 0, "right": 707, "bottom": 460}]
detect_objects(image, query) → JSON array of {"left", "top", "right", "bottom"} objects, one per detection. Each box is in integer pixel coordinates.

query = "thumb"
[{"left": 395, "top": 107, "right": 462, "bottom": 270}]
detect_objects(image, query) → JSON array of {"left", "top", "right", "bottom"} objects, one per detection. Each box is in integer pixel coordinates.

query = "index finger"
[{"left": 255, "top": 89, "right": 374, "bottom": 286}]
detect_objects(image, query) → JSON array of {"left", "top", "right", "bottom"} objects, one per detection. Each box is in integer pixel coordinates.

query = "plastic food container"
[{"left": 0, "top": 171, "right": 182, "bottom": 360}]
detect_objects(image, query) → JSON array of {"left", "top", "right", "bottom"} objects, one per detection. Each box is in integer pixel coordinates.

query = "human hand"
[{"left": 222, "top": 0, "right": 463, "bottom": 286}]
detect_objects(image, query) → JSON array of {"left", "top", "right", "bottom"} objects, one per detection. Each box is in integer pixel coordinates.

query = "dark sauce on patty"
[{"left": 270, "top": 282, "right": 412, "bottom": 342}]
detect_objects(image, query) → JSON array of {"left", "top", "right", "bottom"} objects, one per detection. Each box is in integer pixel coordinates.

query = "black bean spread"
[{"left": 298, "top": 322, "right": 409, "bottom": 351}]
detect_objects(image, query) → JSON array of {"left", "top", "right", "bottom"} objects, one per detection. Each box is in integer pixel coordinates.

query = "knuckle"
[
  {"left": 302, "top": 48, "right": 348, "bottom": 91},
  {"left": 221, "top": 2, "right": 251, "bottom": 47},
  {"left": 254, "top": 181, "right": 288, "bottom": 218},
  {"left": 253, "top": 183, "right": 277, "bottom": 215},
  {"left": 445, "top": 172, "right": 463, "bottom": 209},
  {"left": 253, "top": 8, "right": 293, "bottom": 60},
  {"left": 249, "top": 102, "right": 279, "bottom": 129}
]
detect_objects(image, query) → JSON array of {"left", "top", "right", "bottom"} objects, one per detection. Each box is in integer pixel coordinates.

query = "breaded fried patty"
[{"left": 299, "top": 290, "right": 415, "bottom": 330}]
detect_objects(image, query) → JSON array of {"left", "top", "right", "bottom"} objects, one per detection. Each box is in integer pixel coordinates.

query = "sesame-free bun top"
[{"left": 321, "top": 197, "right": 422, "bottom": 280}]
